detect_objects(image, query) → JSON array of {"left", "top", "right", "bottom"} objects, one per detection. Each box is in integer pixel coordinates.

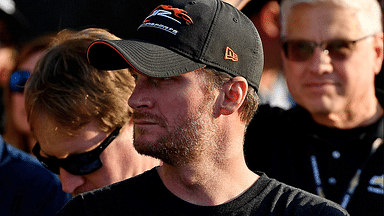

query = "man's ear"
[
  {"left": 218, "top": 77, "right": 248, "bottom": 116},
  {"left": 373, "top": 32, "right": 383, "bottom": 75}
]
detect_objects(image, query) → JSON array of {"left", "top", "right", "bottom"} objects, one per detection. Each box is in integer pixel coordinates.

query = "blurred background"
[
  {"left": 11, "top": 0, "right": 382, "bottom": 89},
  {"left": 2, "top": 0, "right": 383, "bottom": 95},
  {"left": 12, "top": 0, "right": 165, "bottom": 41}
]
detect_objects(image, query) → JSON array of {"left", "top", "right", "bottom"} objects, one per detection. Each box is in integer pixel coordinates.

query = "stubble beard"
[{"left": 133, "top": 101, "right": 219, "bottom": 166}]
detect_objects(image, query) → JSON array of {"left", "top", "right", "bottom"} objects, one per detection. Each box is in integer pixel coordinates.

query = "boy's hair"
[{"left": 25, "top": 28, "right": 135, "bottom": 134}]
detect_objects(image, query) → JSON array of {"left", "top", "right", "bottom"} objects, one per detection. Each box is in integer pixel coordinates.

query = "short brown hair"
[
  {"left": 200, "top": 67, "right": 259, "bottom": 126},
  {"left": 25, "top": 28, "right": 134, "bottom": 134}
]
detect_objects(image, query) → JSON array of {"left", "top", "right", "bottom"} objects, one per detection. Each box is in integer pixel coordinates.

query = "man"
[
  {"left": 24, "top": 28, "right": 159, "bottom": 196},
  {"left": 244, "top": 0, "right": 383, "bottom": 215},
  {"left": 57, "top": 0, "right": 349, "bottom": 215}
]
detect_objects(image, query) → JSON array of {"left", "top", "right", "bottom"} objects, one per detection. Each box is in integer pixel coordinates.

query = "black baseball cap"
[{"left": 87, "top": 0, "right": 264, "bottom": 91}]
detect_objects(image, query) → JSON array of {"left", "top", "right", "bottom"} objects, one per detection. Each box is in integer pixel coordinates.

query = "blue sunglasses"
[{"left": 9, "top": 70, "right": 31, "bottom": 93}]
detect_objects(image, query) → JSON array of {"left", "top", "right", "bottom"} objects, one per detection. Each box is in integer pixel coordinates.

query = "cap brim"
[{"left": 87, "top": 39, "right": 206, "bottom": 77}]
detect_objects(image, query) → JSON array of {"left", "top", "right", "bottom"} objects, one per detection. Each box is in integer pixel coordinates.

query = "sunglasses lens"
[
  {"left": 63, "top": 155, "right": 103, "bottom": 175},
  {"left": 10, "top": 70, "right": 30, "bottom": 93},
  {"left": 284, "top": 39, "right": 358, "bottom": 62},
  {"left": 33, "top": 143, "right": 60, "bottom": 174},
  {"left": 33, "top": 127, "right": 120, "bottom": 175},
  {"left": 284, "top": 41, "right": 314, "bottom": 62},
  {"left": 326, "top": 40, "right": 353, "bottom": 60},
  {"left": 39, "top": 155, "right": 102, "bottom": 175},
  {"left": 41, "top": 160, "right": 60, "bottom": 174}
]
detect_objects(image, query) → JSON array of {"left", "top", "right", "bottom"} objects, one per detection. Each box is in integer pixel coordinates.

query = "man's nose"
[
  {"left": 128, "top": 77, "right": 154, "bottom": 110},
  {"left": 307, "top": 48, "right": 333, "bottom": 75}
]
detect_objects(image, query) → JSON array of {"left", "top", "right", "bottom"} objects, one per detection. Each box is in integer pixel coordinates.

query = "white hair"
[{"left": 280, "top": 0, "right": 383, "bottom": 37}]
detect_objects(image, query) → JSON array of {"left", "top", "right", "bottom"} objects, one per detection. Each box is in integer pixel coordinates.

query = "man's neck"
[{"left": 157, "top": 155, "right": 259, "bottom": 206}]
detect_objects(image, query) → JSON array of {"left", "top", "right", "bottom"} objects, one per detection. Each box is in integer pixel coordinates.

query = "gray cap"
[{"left": 87, "top": 0, "right": 264, "bottom": 91}]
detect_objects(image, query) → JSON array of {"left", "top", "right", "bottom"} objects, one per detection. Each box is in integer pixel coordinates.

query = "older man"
[{"left": 244, "top": 0, "right": 383, "bottom": 215}]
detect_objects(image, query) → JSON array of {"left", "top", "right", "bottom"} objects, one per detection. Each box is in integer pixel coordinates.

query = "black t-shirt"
[
  {"left": 244, "top": 102, "right": 383, "bottom": 216},
  {"left": 57, "top": 167, "right": 348, "bottom": 216}
]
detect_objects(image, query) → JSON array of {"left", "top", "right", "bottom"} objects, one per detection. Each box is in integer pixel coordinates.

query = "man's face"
[
  {"left": 282, "top": 3, "right": 383, "bottom": 116},
  {"left": 32, "top": 115, "right": 133, "bottom": 196},
  {"left": 128, "top": 70, "right": 220, "bottom": 166}
]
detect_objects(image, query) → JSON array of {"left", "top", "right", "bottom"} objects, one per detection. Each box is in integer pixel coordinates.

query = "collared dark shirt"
[{"left": 244, "top": 90, "right": 384, "bottom": 216}]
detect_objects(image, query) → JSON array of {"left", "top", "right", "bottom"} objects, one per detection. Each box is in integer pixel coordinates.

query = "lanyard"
[{"left": 310, "top": 137, "right": 383, "bottom": 209}]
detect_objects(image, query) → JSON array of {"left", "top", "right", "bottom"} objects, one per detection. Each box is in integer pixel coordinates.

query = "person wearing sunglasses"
[
  {"left": 3, "top": 33, "right": 57, "bottom": 154},
  {"left": 24, "top": 28, "right": 160, "bottom": 196},
  {"left": 0, "top": 0, "right": 28, "bottom": 152},
  {"left": 244, "top": 0, "right": 383, "bottom": 215}
]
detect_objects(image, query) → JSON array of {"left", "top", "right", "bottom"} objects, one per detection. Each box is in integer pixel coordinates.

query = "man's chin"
[{"left": 134, "top": 140, "right": 155, "bottom": 155}]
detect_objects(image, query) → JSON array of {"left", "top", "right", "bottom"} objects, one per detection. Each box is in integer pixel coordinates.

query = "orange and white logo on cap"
[
  {"left": 144, "top": 5, "right": 193, "bottom": 25},
  {"left": 224, "top": 47, "right": 238, "bottom": 62}
]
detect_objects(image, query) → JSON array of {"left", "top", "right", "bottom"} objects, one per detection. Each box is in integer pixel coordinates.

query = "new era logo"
[{"left": 224, "top": 47, "right": 238, "bottom": 62}]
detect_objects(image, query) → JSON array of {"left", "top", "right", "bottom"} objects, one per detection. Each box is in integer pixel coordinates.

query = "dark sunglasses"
[
  {"left": 32, "top": 127, "right": 121, "bottom": 175},
  {"left": 282, "top": 34, "right": 373, "bottom": 62},
  {"left": 9, "top": 70, "right": 31, "bottom": 93}
]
